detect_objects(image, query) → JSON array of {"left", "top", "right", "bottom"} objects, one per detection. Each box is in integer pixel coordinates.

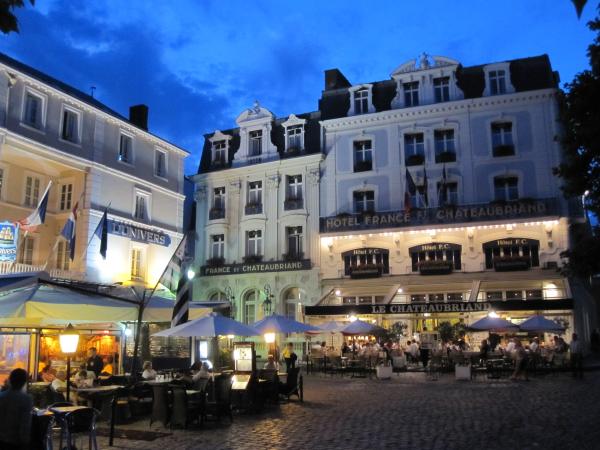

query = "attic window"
[
  {"left": 212, "top": 140, "right": 227, "bottom": 166},
  {"left": 354, "top": 88, "right": 369, "bottom": 114},
  {"left": 489, "top": 70, "right": 506, "bottom": 95}
]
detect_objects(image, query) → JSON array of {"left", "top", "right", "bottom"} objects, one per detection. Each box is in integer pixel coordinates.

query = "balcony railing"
[
  {"left": 245, "top": 203, "right": 263, "bottom": 215},
  {"left": 284, "top": 198, "right": 304, "bottom": 210},
  {"left": 0, "top": 262, "right": 85, "bottom": 280},
  {"left": 209, "top": 207, "right": 225, "bottom": 220}
]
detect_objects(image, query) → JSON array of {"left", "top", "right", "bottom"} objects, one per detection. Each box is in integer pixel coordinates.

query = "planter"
[
  {"left": 242, "top": 255, "right": 263, "bottom": 264},
  {"left": 353, "top": 160, "right": 372, "bottom": 172},
  {"left": 206, "top": 257, "right": 225, "bottom": 267},
  {"left": 284, "top": 198, "right": 304, "bottom": 210},
  {"left": 435, "top": 151, "right": 456, "bottom": 163},
  {"left": 349, "top": 263, "right": 384, "bottom": 279},
  {"left": 376, "top": 364, "right": 393, "bottom": 380},
  {"left": 492, "top": 144, "right": 515, "bottom": 157},
  {"left": 245, "top": 203, "right": 263, "bottom": 215},
  {"left": 418, "top": 260, "right": 454, "bottom": 275},
  {"left": 209, "top": 208, "right": 225, "bottom": 220},
  {"left": 493, "top": 255, "right": 531, "bottom": 271},
  {"left": 282, "top": 252, "right": 304, "bottom": 261},
  {"left": 455, "top": 363, "right": 471, "bottom": 380},
  {"left": 405, "top": 154, "right": 425, "bottom": 166}
]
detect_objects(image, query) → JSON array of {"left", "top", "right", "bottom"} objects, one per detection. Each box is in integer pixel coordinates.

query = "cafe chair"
[
  {"left": 169, "top": 385, "right": 202, "bottom": 429},
  {"left": 278, "top": 367, "right": 303, "bottom": 402},
  {"left": 149, "top": 384, "right": 170, "bottom": 427},
  {"left": 97, "top": 387, "right": 131, "bottom": 424},
  {"left": 30, "top": 412, "right": 55, "bottom": 450},
  {"left": 128, "top": 382, "right": 153, "bottom": 417},
  {"left": 45, "top": 385, "right": 66, "bottom": 405},
  {"left": 62, "top": 407, "right": 100, "bottom": 450},
  {"left": 203, "top": 374, "right": 233, "bottom": 423}
]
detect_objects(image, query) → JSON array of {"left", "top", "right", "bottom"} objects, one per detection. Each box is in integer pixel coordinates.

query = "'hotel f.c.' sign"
[{"left": 320, "top": 198, "right": 558, "bottom": 233}]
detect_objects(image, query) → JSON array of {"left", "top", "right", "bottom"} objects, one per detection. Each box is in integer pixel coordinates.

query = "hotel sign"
[
  {"left": 320, "top": 198, "right": 558, "bottom": 233},
  {"left": 201, "top": 259, "right": 312, "bottom": 276},
  {"left": 107, "top": 220, "right": 171, "bottom": 247}
]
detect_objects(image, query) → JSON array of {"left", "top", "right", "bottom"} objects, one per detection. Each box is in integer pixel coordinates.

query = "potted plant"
[
  {"left": 417, "top": 259, "right": 453, "bottom": 275},
  {"left": 405, "top": 154, "right": 425, "bottom": 166},
  {"left": 206, "top": 257, "right": 225, "bottom": 267},
  {"left": 243, "top": 254, "right": 263, "bottom": 264},
  {"left": 492, "top": 144, "right": 515, "bottom": 157},
  {"left": 282, "top": 252, "right": 304, "bottom": 261},
  {"left": 492, "top": 255, "right": 531, "bottom": 271},
  {"left": 435, "top": 151, "right": 456, "bottom": 163}
]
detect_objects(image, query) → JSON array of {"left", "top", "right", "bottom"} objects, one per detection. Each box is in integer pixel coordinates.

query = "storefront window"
[
  {"left": 411, "top": 294, "right": 427, "bottom": 303},
  {"left": 409, "top": 243, "right": 461, "bottom": 273},
  {"left": 343, "top": 296, "right": 356, "bottom": 305},
  {"left": 429, "top": 293, "right": 444, "bottom": 303},
  {"left": 342, "top": 248, "right": 389, "bottom": 277},
  {"left": 447, "top": 293, "right": 464, "bottom": 302},
  {"left": 485, "top": 291, "right": 503, "bottom": 301},
  {"left": 483, "top": 238, "right": 540, "bottom": 270},
  {"left": 0, "top": 334, "right": 31, "bottom": 384},
  {"left": 525, "top": 289, "right": 543, "bottom": 300}
]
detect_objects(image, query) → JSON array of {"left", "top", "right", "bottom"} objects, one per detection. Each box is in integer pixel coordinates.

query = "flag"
[
  {"left": 422, "top": 167, "right": 429, "bottom": 208},
  {"left": 438, "top": 164, "right": 448, "bottom": 207},
  {"left": 94, "top": 208, "right": 108, "bottom": 259},
  {"left": 171, "top": 273, "right": 190, "bottom": 327},
  {"left": 159, "top": 233, "right": 190, "bottom": 293},
  {"left": 17, "top": 181, "right": 52, "bottom": 232},
  {"left": 60, "top": 202, "right": 79, "bottom": 261},
  {"left": 404, "top": 169, "right": 417, "bottom": 212}
]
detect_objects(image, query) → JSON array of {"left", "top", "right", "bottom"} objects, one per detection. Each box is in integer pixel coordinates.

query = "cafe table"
[{"left": 75, "top": 384, "right": 125, "bottom": 446}]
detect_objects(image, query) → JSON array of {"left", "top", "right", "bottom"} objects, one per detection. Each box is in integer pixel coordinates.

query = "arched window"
[
  {"left": 284, "top": 288, "right": 300, "bottom": 320},
  {"left": 209, "top": 291, "right": 226, "bottom": 302},
  {"left": 243, "top": 290, "right": 257, "bottom": 325}
]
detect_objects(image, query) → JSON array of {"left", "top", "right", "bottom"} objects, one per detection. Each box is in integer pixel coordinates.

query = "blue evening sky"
[{"left": 1, "top": 0, "right": 597, "bottom": 175}]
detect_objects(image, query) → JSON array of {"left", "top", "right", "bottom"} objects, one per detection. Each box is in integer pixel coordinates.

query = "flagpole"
[{"left": 78, "top": 202, "right": 111, "bottom": 269}]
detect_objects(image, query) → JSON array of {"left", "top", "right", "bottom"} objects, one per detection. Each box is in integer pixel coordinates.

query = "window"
[
  {"left": 212, "top": 140, "right": 227, "bottom": 164},
  {"left": 483, "top": 239, "right": 540, "bottom": 270},
  {"left": 243, "top": 291, "right": 256, "bottom": 325},
  {"left": 211, "top": 234, "right": 225, "bottom": 259},
  {"left": 118, "top": 134, "right": 133, "bottom": 163},
  {"left": 434, "top": 130, "right": 456, "bottom": 163},
  {"left": 246, "top": 181, "right": 263, "bottom": 214},
  {"left": 342, "top": 248, "right": 390, "bottom": 277},
  {"left": 285, "top": 302, "right": 296, "bottom": 321},
  {"left": 249, "top": 130, "right": 262, "bottom": 156},
  {"left": 486, "top": 291, "right": 503, "bottom": 301},
  {"left": 437, "top": 181, "right": 458, "bottom": 206},
  {"left": 489, "top": 70, "right": 506, "bottom": 95},
  {"left": 0, "top": 167, "right": 4, "bottom": 199},
  {"left": 433, "top": 77, "right": 450, "bottom": 102},
  {"left": 447, "top": 292, "right": 463, "bottom": 302},
  {"left": 60, "top": 183, "right": 73, "bottom": 211},
  {"left": 213, "top": 187, "right": 225, "bottom": 210},
  {"left": 56, "top": 240, "right": 70, "bottom": 271},
  {"left": 155, "top": 150, "right": 167, "bottom": 178},
  {"left": 286, "top": 226, "right": 303, "bottom": 258},
  {"left": 24, "top": 176, "right": 41, "bottom": 207},
  {"left": 353, "top": 190, "right": 375, "bottom": 213},
  {"left": 18, "top": 236, "right": 34, "bottom": 265},
  {"left": 403, "top": 82, "right": 419, "bottom": 107},
  {"left": 209, "top": 291, "right": 226, "bottom": 302},
  {"left": 134, "top": 193, "right": 148, "bottom": 220},
  {"left": 353, "top": 140, "right": 372, "bottom": 172},
  {"left": 23, "top": 92, "right": 43, "bottom": 128},
  {"left": 287, "top": 125, "right": 303, "bottom": 151},
  {"left": 285, "top": 175, "right": 303, "bottom": 210},
  {"left": 61, "top": 108, "right": 79, "bottom": 142},
  {"left": 491, "top": 122, "right": 514, "bottom": 156},
  {"left": 410, "top": 245, "right": 462, "bottom": 272},
  {"left": 130, "top": 248, "right": 144, "bottom": 281},
  {"left": 246, "top": 230, "right": 262, "bottom": 256},
  {"left": 354, "top": 88, "right": 369, "bottom": 114},
  {"left": 494, "top": 176, "right": 519, "bottom": 201},
  {"left": 404, "top": 133, "right": 425, "bottom": 165}
]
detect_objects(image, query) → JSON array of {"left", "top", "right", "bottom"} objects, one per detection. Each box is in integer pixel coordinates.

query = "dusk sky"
[{"left": 1, "top": 1, "right": 597, "bottom": 175}]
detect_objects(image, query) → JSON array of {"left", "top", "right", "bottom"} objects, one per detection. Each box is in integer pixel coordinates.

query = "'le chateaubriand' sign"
[
  {"left": 201, "top": 259, "right": 312, "bottom": 276},
  {"left": 320, "top": 198, "right": 558, "bottom": 233}
]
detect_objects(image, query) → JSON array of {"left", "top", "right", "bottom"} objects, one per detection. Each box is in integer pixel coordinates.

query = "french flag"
[
  {"left": 60, "top": 202, "right": 79, "bottom": 261},
  {"left": 18, "top": 182, "right": 52, "bottom": 232},
  {"left": 404, "top": 169, "right": 417, "bottom": 212}
]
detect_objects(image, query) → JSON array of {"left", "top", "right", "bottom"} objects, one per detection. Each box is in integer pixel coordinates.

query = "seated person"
[
  {"left": 51, "top": 371, "right": 67, "bottom": 393},
  {"left": 141, "top": 361, "right": 157, "bottom": 380},
  {"left": 73, "top": 369, "right": 93, "bottom": 389},
  {"left": 40, "top": 363, "right": 56, "bottom": 383},
  {"left": 101, "top": 355, "right": 114, "bottom": 376},
  {"left": 263, "top": 355, "right": 279, "bottom": 371},
  {"left": 191, "top": 362, "right": 211, "bottom": 391},
  {"left": 0, "top": 368, "right": 33, "bottom": 450}
]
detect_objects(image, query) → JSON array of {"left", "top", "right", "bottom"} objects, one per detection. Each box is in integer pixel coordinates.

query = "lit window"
[
  {"left": 155, "top": 150, "right": 167, "bottom": 178},
  {"left": 131, "top": 248, "right": 144, "bottom": 280},
  {"left": 23, "top": 92, "right": 43, "bottom": 128},
  {"left": 354, "top": 140, "right": 372, "bottom": 172},
  {"left": 353, "top": 190, "right": 375, "bottom": 213},
  {"left": 433, "top": 77, "right": 450, "bottom": 102},
  {"left": 286, "top": 125, "right": 303, "bottom": 151},
  {"left": 246, "top": 230, "right": 263, "bottom": 257},
  {"left": 286, "top": 226, "right": 303, "bottom": 258},
  {"left": 61, "top": 108, "right": 79, "bottom": 142},
  {"left": 494, "top": 176, "right": 519, "bottom": 201},
  {"left": 489, "top": 70, "right": 506, "bottom": 95},
  {"left": 403, "top": 82, "right": 419, "bottom": 107},
  {"left": 249, "top": 130, "right": 262, "bottom": 156},
  {"left": 24, "top": 176, "right": 41, "bottom": 207},
  {"left": 211, "top": 234, "right": 225, "bottom": 259},
  {"left": 60, "top": 183, "right": 73, "bottom": 211},
  {"left": 354, "top": 88, "right": 369, "bottom": 114},
  {"left": 56, "top": 240, "right": 70, "bottom": 271},
  {"left": 119, "top": 134, "right": 133, "bottom": 163}
]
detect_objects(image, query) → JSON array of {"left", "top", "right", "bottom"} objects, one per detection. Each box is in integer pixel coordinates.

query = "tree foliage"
[{"left": 0, "top": 0, "right": 34, "bottom": 34}]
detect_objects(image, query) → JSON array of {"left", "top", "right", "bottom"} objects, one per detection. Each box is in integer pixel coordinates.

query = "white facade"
[{"left": 0, "top": 54, "right": 188, "bottom": 288}]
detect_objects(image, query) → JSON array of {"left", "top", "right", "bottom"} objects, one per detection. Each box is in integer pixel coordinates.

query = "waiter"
[{"left": 86, "top": 347, "right": 104, "bottom": 377}]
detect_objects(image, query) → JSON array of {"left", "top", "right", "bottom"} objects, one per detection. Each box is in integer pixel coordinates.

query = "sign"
[
  {"left": 0, "top": 221, "right": 19, "bottom": 262},
  {"left": 482, "top": 238, "right": 539, "bottom": 249},
  {"left": 305, "top": 299, "right": 574, "bottom": 316},
  {"left": 410, "top": 243, "right": 461, "bottom": 253},
  {"left": 342, "top": 248, "right": 386, "bottom": 257},
  {"left": 320, "top": 198, "right": 558, "bottom": 233},
  {"left": 107, "top": 219, "right": 171, "bottom": 247},
  {"left": 201, "top": 259, "right": 312, "bottom": 276}
]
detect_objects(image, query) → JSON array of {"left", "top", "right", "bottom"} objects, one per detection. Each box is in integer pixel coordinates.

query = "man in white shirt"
[
  {"left": 505, "top": 338, "right": 516, "bottom": 355},
  {"left": 529, "top": 337, "right": 540, "bottom": 353},
  {"left": 51, "top": 370, "right": 67, "bottom": 393},
  {"left": 570, "top": 333, "right": 584, "bottom": 379}
]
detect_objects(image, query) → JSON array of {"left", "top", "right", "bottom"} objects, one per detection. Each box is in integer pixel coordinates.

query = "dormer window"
[
  {"left": 403, "top": 82, "right": 419, "bottom": 107},
  {"left": 433, "top": 77, "right": 450, "bottom": 102},
  {"left": 287, "top": 125, "right": 303, "bottom": 152},
  {"left": 489, "top": 70, "right": 506, "bottom": 95},
  {"left": 354, "top": 88, "right": 369, "bottom": 114},
  {"left": 213, "top": 140, "right": 227, "bottom": 165},
  {"left": 249, "top": 130, "right": 262, "bottom": 156}
]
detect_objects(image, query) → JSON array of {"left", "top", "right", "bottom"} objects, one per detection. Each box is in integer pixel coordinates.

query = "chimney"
[
  {"left": 324, "top": 69, "right": 351, "bottom": 90},
  {"left": 129, "top": 104, "right": 149, "bottom": 131}
]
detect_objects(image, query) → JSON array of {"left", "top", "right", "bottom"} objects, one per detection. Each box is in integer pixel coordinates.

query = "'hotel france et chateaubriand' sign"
[
  {"left": 107, "top": 219, "right": 171, "bottom": 247},
  {"left": 201, "top": 259, "right": 312, "bottom": 276},
  {"left": 320, "top": 198, "right": 558, "bottom": 233},
  {"left": 0, "top": 221, "right": 19, "bottom": 262}
]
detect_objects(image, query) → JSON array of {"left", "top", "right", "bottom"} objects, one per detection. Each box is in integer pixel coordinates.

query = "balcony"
[
  {"left": 242, "top": 254, "right": 263, "bottom": 264},
  {"left": 492, "top": 144, "right": 515, "bottom": 157},
  {"left": 282, "top": 252, "right": 304, "bottom": 261},
  {"left": 284, "top": 198, "right": 304, "bottom": 210},
  {"left": 209, "top": 207, "right": 225, "bottom": 220},
  {"left": 353, "top": 160, "right": 372, "bottom": 172},
  {"left": 405, "top": 154, "right": 425, "bottom": 166},
  {"left": 0, "top": 261, "right": 85, "bottom": 280},
  {"left": 245, "top": 203, "right": 263, "bottom": 215},
  {"left": 435, "top": 151, "right": 456, "bottom": 164}
]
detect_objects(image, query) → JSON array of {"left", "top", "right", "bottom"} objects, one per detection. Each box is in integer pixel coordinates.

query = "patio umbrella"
[
  {"left": 305, "top": 320, "right": 342, "bottom": 334},
  {"left": 519, "top": 315, "right": 565, "bottom": 333},
  {"left": 339, "top": 319, "right": 385, "bottom": 336},
  {"left": 468, "top": 316, "right": 519, "bottom": 332},
  {"left": 252, "top": 314, "right": 319, "bottom": 334},
  {"left": 152, "top": 312, "right": 259, "bottom": 337}
]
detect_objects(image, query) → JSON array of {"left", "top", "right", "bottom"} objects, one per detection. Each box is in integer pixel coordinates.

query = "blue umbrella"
[
  {"left": 152, "top": 312, "right": 259, "bottom": 337},
  {"left": 339, "top": 319, "right": 385, "bottom": 336},
  {"left": 469, "top": 316, "right": 518, "bottom": 332},
  {"left": 305, "top": 320, "right": 342, "bottom": 334},
  {"left": 252, "top": 314, "right": 319, "bottom": 334},
  {"left": 519, "top": 315, "right": 565, "bottom": 333}
]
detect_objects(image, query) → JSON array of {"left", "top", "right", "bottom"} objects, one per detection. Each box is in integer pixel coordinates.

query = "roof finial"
[{"left": 419, "top": 52, "right": 430, "bottom": 69}]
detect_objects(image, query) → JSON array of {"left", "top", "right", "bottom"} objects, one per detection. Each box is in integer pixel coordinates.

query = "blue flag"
[
  {"left": 60, "top": 202, "right": 79, "bottom": 261},
  {"left": 94, "top": 208, "right": 108, "bottom": 259}
]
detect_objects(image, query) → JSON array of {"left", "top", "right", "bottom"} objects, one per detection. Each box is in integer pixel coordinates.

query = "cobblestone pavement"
[{"left": 63, "top": 372, "right": 600, "bottom": 450}]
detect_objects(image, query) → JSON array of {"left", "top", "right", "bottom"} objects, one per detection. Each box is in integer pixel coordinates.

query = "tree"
[{"left": 0, "top": 0, "right": 34, "bottom": 34}]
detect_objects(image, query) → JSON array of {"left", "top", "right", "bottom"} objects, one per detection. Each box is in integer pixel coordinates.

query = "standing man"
[
  {"left": 86, "top": 347, "right": 104, "bottom": 377},
  {"left": 0, "top": 368, "right": 33, "bottom": 450},
  {"left": 281, "top": 343, "right": 298, "bottom": 372},
  {"left": 570, "top": 333, "right": 584, "bottom": 379}
]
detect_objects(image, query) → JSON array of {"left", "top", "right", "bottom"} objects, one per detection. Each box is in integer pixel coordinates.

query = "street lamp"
[
  {"left": 263, "top": 284, "right": 273, "bottom": 316},
  {"left": 225, "top": 286, "right": 236, "bottom": 319},
  {"left": 59, "top": 323, "right": 79, "bottom": 402}
]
